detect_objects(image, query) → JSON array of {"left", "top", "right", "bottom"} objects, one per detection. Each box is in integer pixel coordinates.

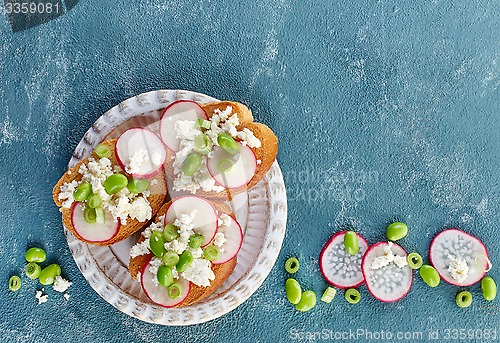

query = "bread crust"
[
  {"left": 129, "top": 200, "right": 237, "bottom": 307},
  {"left": 52, "top": 140, "right": 168, "bottom": 246},
  {"left": 164, "top": 101, "right": 278, "bottom": 199}
]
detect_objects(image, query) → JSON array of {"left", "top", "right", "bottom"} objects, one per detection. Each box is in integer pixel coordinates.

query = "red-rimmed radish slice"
[
  {"left": 206, "top": 143, "right": 257, "bottom": 189},
  {"left": 71, "top": 202, "right": 119, "bottom": 242},
  {"left": 115, "top": 128, "right": 166, "bottom": 179},
  {"left": 319, "top": 231, "right": 369, "bottom": 289},
  {"left": 159, "top": 100, "right": 208, "bottom": 152},
  {"left": 141, "top": 257, "right": 191, "bottom": 308},
  {"left": 362, "top": 242, "right": 413, "bottom": 302},
  {"left": 429, "top": 228, "right": 489, "bottom": 286},
  {"left": 212, "top": 215, "right": 243, "bottom": 264},
  {"left": 164, "top": 196, "right": 218, "bottom": 247}
]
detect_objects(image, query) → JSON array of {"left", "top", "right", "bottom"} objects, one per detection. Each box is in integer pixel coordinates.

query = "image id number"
[
  {"left": 443, "top": 328, "right": 497, "bottom": 340},
  {"left": 4, "top": 2, "right": 61, "bottom": 14}
]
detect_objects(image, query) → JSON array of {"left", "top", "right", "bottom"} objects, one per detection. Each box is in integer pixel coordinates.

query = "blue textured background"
[{"left": 1, "top": 0, "right": 499, "bottom": 342}]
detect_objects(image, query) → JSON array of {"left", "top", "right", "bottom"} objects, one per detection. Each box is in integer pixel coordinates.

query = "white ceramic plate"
[{"left": 63, "top": 90, "right": 287, "bottom": 325}]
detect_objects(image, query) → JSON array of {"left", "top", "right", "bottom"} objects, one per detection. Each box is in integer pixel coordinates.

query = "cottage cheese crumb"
[
  {"left": 149, "top": 257, "right": 163, "bottom": 286},
  {"left": 35, "top": 290, "right": 48, "bottom": 304},
  {"left": 63, "top": 293, "right": 70, "bottom": 300},
  {"left": 371, "top": 242, "right": 407, "bottom": 270},
  {"left": 58, "top": 180, "right": 79, "bottom": 209},
  {"left": 130, "top": 240, "right": 150, "bottom": 258},
  {"left": 213, "top": 233, "right": 226, "bottom": 253},
  {"left": 393, "top": 255, "right": 408, "bottom": 268},
  {"left": 448, "top": 255, "right": 469, "bottom": 283},
  {"left": 53, "top": 276, "right": 72, "bottom": 293},
  {"left": 181, "top": 259, "right": 215, "bottom": 287}
]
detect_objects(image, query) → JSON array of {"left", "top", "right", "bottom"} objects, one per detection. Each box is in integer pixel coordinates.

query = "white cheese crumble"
[
  {"left": 149, "top": 257, "right": 163, "bottom": 286},
  {"left": 125, "top": 149, "right": 149, "bottom": 175},
  {"left": 172, "top": 105, "right": 261, "bottom": 193},
  {"left": 52, "top": 276, "right": 72, "bottom": 293},
  {"left": 58, "top": 180, "right": 79, "bottom": 209},
  {"left": 35, "top": 290, "right": 48, "bottom": 304},
  {"left": 371, "top": 242, "right": 407, "bottom": 270},
  {"left": 393, "top": 255, "right": 408, "bottom": 268},
  {"left": 218, "top": 213, "right": 232, "bottom": 228},
  {"left": 130, "top": 240, "right": 150, "bottom": 258},
  {"left": 125, "top": 149, "right": 163, "bottom": 175},
  {"left": 213, "top": 233, "right": 226, "bottom": 253},
  {"left": 448, "top": 255, "right": 469, "bottom": 283},
  {"left": 181, "top": 259, "right": 215, "bottom": 287},
  {"left": 63, "top": 293, "right": 70, "bottom": 300}
]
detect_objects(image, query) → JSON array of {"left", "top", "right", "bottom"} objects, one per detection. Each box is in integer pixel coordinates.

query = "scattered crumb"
[
  {"left": 151, "top": 179, "right": 158, "bottom": 185},
  {"left": 63, "top": 293, "right": 70, "bottom": 300},
  {"left": 257, "top": 159, "right": 262, "bottom": 165},
  {"left": 67, "top": 171, "right": 72, "bottom": 175},
  {"left": 35, "top": 290, "right": 48, "bottom": 304},
  {"left": 53, "top": 276, "right": 72, "bottom": 293}
]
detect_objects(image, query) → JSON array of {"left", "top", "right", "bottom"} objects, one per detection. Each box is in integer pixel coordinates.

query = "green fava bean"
[
  {"left": 176, "top": 251, "right": 194, "bottom": 272},
  {"left": 386, "top": 222, "right": 408, "bottom": 241},
  {"left": 163, "top": 224, "right": 179, "bottom": 242},
  {"left": 162, "top": 251, "right": 180, "bottom": 267},
  {"left": 73, "top": 182, "right": 91, "bottom": 202},
  {"left": 25, "top": 247, "right": 46, "bottom": 263},
  {"left": 217, "top": 133, "right": 239, "bottom": 155},
  {"left": 188, "top": 234, "right": 204, "bottom": 249},
  {"left": 482, "top": 276, "right": 497, "bottom": 301},
  {"left": 285, "top": 278, "right": 302, "bottom": 305},
  {"left": 103, "top": 174, "right": 128, "bottom": 195},
  {"left": 149, "top": 232, "right": 166, "bottom": 257},
  {"left": 295, "top": 290, "right": 317, "bottom": 312},
  {"left": 183, "top": 153, "right": 202, "bottom": 176},
  {"left": 157, "top": 266, "right": 174, "bottom": 288},
  {"left": 128, "top": 178, "right": 149, "bottom": 193},
  {"left": 203, "top": 245, "right": 220, "bottom": 261},
  {"left": 39, "top": 264, "right": 61, "bottom": 285},
  {"left": 344, "top": 231, "right": 359, "bottom": 255},
  {"left": 419, "top": 265, "right": 440, "bottom": 287}
]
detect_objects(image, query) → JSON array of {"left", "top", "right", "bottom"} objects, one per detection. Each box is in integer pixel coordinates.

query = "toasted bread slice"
[
  {"left": 164, "top": 101, "right": 278, "bottom": 199},
  {"left": 129, "top": 200, "right": 238, "bottom": 307},
  {"left": 52, "top": 140, "right": 168, "bottom": 246}
]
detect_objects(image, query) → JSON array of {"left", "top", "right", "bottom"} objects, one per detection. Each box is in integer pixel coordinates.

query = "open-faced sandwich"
[
  {"left": 160, "top": 100, "right": 278, "bottom": 198},
  {"left": 128, "top": 195, "right": 243, "bottom": 307},
  {"left": 52, "top": 129, "right": 168, "bottom": 245}
]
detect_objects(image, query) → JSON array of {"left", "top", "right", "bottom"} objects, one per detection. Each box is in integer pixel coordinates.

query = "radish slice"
[
  {"left": 71, "top": 202, "right": 119, "bottom": 242},
  {"left": 212, "top": 216, "right": 243, "bottom": 265},
  {"left": 362, "top": 242, "right": 413, "bottom": 302},
  {"left": 206, "top": 143, "right": 257, "bottom": 189},
  {"left": 141, "top": 257, "right": 191, "bottom": 308},
  {"left": 319, "top": 231, "right": 369, "bottom": 289},
  {"left": 159, "top": 100, "right": 208, "bottom": 152},
  {"left": 115, "top": 128, "right": 166, "bottom": 179},
  {"left": 165, "top": 196, "right": 218, "bottom": 247},
  {"left": 429, "top": 228, "right": 489, "bottom": 286}
]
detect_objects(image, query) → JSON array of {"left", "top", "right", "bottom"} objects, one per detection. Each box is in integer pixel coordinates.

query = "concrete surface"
[{"left": 0, "top": 0, "right": 498, "bottom": 342}]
